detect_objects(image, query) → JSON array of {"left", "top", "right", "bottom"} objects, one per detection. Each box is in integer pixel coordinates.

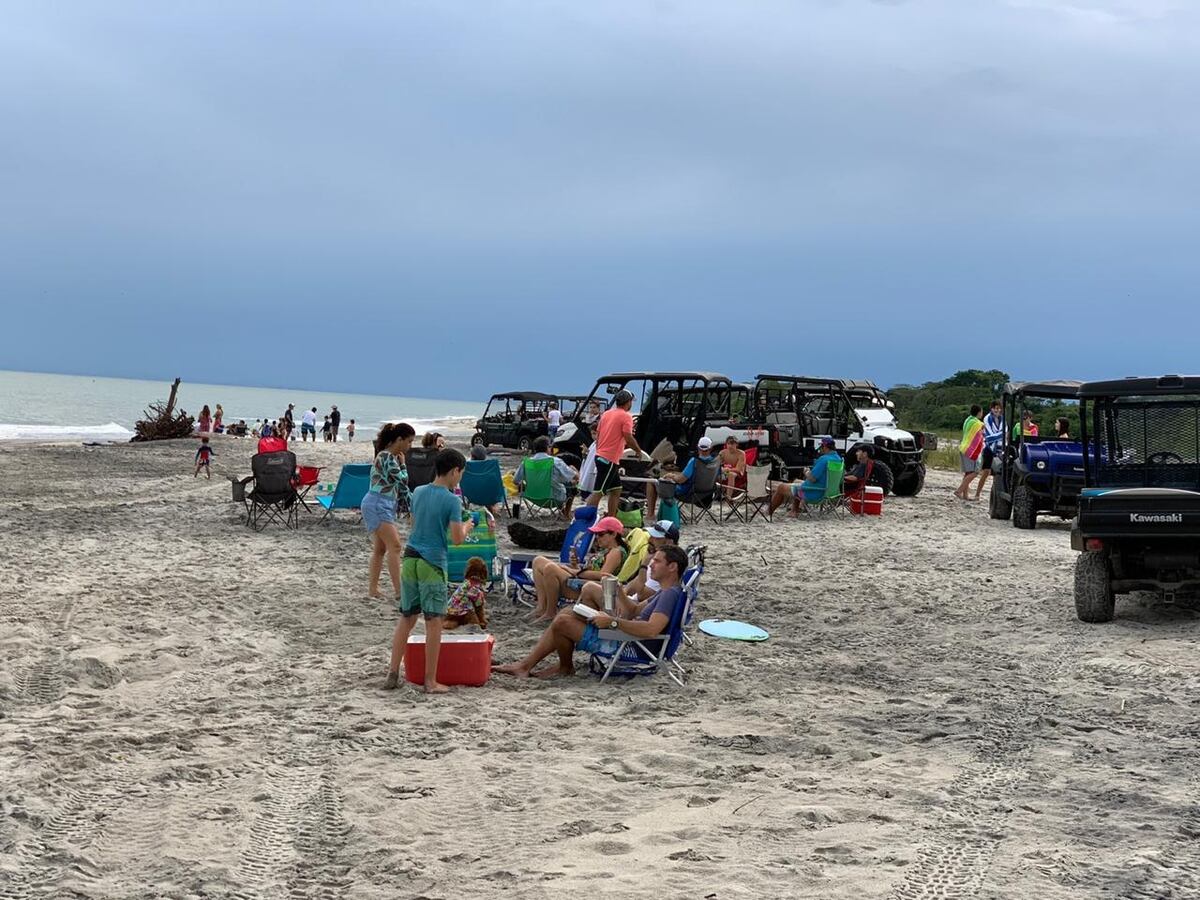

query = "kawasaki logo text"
[{"left": 1130, "top": 513, "right": 1183, "bottom": 523}]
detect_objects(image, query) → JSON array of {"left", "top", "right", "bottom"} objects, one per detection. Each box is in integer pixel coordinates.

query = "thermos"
[{"left": 601, "top": 575, "right": 619, "bottom": 613}]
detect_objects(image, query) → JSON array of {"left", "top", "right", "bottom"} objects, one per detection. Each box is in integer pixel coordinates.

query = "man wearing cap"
[
  {"left": 493, "top": 545, "right": 689, "bottom": 679},
  {"left": 769, "top": 436, "right": 841, "bottom": 516},
  {"left": 330, "top": 405, "right": 341, "bottom": 442},
  {"left": 587, "top": 390, "right": 647, "bottom": 518},
  {"left": 645, "top": 436, "right": 718, "bottom": 520},
  {"left": 576, "top": 520, "right": 680, "bottom": 610},
  {"left": 527, "top": 515, "right": 629, "bottom": 621}
]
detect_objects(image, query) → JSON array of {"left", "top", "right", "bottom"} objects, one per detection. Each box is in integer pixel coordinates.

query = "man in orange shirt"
[{"left": 588, "top": 390, "right": 647, "bottom": 517}]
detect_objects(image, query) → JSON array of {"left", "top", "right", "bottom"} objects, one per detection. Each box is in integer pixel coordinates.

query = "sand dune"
[{"left": 2, "top": 436, "right": 1199, "bottom": 898}]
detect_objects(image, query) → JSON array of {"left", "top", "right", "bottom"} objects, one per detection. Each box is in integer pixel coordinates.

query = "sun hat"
[
  {"left": 698, "top": 436, "right": 713, "bottom": 450},
  {"left": 646, "top": 520, "right": 680, "bottom": 542},
  {"left": 588, "top": 515, "right": 625, "bottom": 535}
]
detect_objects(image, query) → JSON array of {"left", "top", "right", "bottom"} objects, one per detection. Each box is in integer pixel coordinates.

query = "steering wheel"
[{"left": 1148, "top": 451, "right": 1184, "bottom": 464}]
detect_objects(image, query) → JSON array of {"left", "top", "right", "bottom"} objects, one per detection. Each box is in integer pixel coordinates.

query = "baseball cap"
[
  {"left": 587, "top": 515, "right": 625, "bottom": 535},
  {"left": 646, "top": 520, "right": 680, "bottom": 542},
  {"left": 820, "top": 436, "right": 836, "bottom": 448},
  {"left": 698, "top": 436, "right": 713, "bottom": 450}
]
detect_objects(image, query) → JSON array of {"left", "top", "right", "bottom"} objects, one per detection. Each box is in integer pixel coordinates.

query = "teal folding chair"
[
  {"left": 460, "top": 458, "right": 511, "bottom": 516},
  {"left": 318, "top": 464, "right": 371, "bottom": 523}
]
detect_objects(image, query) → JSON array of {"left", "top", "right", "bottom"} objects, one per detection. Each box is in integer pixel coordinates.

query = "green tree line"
[{"left": 889, "top": 369, "right": 1080, "bottom": 435}]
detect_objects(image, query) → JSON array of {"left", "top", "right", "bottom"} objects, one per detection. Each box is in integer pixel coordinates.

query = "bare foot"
[
  {"left": 491, "top": 663, "right": 531, "bottom": 678},
  {"left": 383, "top": 671, "right": 399, "bottom": 690},
  {"left": 423, "top": 681, "right": 450, "bottom": 694},
  {"left": 532, "top": 666, "right": 574, "bottom": 679}
]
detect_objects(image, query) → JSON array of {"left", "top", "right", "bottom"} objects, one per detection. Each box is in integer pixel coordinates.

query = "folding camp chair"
[
  {"left": 504, "top": 505, "right": 597, "bottom": 607},
  {"left": 722, "top": 465, "right": 773, "bottom": 523},
  {"left": 460, "top": 458, "right": 511, "bottom": 517},
  {"left": 517, "top": 457, "right": 560, "bottom": 519},
  {"left": 679, "top": 546, "right": 706, "bottom": 647},
  {"left": 679, "top": 457, "right": 721, "bottom": 525},
  {"left": 587, "top": 568, "right": 700, "bottom": 686},
  {"left": 294, "top": 465, "right": 324, "bottom": 514},
  {"left": 245, "top": 450, "right": 299, "bottom": 531},
  {"left": 810, "top": 459, "right": 847, "bottom": 516},
  {"left": 317, "top": 463, "right": 371, "bottom": 524},
  {"left": 405, "top": 448, "right": 437, "bottom": 490}
]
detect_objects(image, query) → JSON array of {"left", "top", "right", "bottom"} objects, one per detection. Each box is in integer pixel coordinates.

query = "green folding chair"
[
  {"left": 813, "top": 459, "right": 847, "bottom": 515},
  {"left": 519, "top": 457, "right": 560, "bottom": 519}
]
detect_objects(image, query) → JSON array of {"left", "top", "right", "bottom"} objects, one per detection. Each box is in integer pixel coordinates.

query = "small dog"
[{"left": 444, "top": 557, "right": 489, "bottom": 630}]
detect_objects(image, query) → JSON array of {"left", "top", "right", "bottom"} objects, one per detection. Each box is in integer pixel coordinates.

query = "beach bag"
[
  {"left": 658, "top": 498, "right": 681, "bottom": 529},
  {"left": 578, "top": 442, "right": 598, "bottom": 493},
  {"left": 616, "top": 507, "right": 643, "bottom": 530}
]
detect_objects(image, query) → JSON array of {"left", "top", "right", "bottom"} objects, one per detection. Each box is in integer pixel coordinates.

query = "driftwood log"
[{"left": 132, "top": 378, "right": 195, "bottom": 442}]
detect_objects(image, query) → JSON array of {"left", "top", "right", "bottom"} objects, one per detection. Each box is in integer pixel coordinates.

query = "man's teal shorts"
[{"left": 400, "top": 556, "right": 448, "bottom": 617}]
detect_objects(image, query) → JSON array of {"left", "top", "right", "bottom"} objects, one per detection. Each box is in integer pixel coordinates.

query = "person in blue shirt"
[
  {"left": 974, "top": 400, "right": 1005, "bottom": 500},
  {"left": 645, "top": 436, "right": 718, "bottom": 517},
  {"left": 769, "top": 436, "right": 841, "bottom": 516},
  {"left": 385, "top": 447, "right": 473, "bottom": 694}
]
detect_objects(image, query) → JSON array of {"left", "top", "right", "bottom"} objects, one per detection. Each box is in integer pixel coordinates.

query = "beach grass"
[{"left": 924, "top": 445, "right": 961, "bottom": 470}]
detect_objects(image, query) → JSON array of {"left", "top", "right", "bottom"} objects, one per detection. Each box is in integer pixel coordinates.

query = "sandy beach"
[{"left": 3, "top": 435, "right": 1200, "bottom": 899}]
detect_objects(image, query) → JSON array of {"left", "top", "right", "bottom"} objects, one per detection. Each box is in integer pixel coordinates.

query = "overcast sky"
[{"left": 2, "top": 1, "right": 1197, "bottom": 400}]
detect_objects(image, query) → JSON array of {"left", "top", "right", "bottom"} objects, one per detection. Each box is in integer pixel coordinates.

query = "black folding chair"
[
  {"left": 405, "top": 447, "right": 437, "bottom": 490},
  {"left": 246, "top": 450, "right": 299, "bottom": 531}
]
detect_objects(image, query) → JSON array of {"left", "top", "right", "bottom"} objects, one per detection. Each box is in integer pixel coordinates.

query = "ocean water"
[{"left": 0, "top": 370, "right": 483, "bottom": 442}]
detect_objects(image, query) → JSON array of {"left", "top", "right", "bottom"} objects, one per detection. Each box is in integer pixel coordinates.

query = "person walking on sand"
[
  {"left": 956, "top": 405, "right": 985, "bottom": 501},
  {"left": 975, "top": 400, "right": 1004, "bottom": 500},
  {"left": 197, "top": 405, "right": 212, "bottom": 434},
  {"left": 330, "top": 405, "right": 341, "bottom": 442},
  {"left": 301, "top": 406, "right": 317, "bottom": 442},
  {"left": 588, "top": 390, "right": 647, "bottom": 518},
  {"left": 194, "top": 436, "right": 215, "bottom": 478},
  {"left": 385, "top": 448, "right": 473, "bottom": 694},
  {"left": 364, "top": 422, "right": 416, "bottom": 603},
  {"left": 347, "top": 419, "right": 356, "bottom": 442},
  {"left": 492, "top": 545, "right": 687, "bottom": 679},
  {"left": 282, "top": 404, "right": 295, "bottom": 441}
]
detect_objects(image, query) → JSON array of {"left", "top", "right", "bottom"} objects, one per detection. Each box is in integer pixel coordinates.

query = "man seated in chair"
[
  {"left": 492, "top": 545, "right": 688, "bottom": 679},
  {"left": 645, "top": 436, "right": 718, "bottom": 518},
  {"left": 769, "top": 436, "right": 840, "bottom": 516},
  {"left": 842, "top": 446, "right": 874, "bottom": 499},
  {"left": 514, "top": 436, "right": 579, "bottom": 520}
]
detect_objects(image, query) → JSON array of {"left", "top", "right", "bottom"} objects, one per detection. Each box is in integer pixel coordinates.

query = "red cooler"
[
  {"left": 849, "top": 486, "right": 884, "bottom": 516},
  {"left": 405, "top": 633, "right": 495, "bottom": 686}
]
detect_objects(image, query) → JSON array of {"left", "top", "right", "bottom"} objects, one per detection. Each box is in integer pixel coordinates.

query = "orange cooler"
[
  {"left": 405, "top": 633, "right": 495, "bottom": 686},
  {"left": 849, "top": 486, "right": 884, "bottom": 516}
]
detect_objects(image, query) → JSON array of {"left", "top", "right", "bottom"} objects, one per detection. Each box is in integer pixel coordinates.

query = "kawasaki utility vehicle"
[
  {"left": 473, "top": 391, "right": 585, "bottom": 452},
  {"left": 988, "top": 380, "right": 1084, "bottom": 529},
  {"left": 1072, "top": 375, "right": 1200, "bottom": 623}
]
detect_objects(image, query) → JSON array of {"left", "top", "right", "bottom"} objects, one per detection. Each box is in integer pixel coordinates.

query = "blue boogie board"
[{"left": 698, "top": 619, "right": 769, "bottom": 641}]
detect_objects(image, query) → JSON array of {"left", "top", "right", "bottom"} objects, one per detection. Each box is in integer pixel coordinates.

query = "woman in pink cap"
[{"left": 528, "top": 516, "right": 628, "bottom": 622}]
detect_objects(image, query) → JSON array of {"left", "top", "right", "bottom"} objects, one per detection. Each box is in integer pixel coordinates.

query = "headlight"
[{"left": 1036, "top": 461, "right": 1046, "bottom": 470}]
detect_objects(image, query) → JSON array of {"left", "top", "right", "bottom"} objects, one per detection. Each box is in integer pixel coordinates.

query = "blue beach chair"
[
  {"left": 504, "top": 505, "right": 597, "bottom": 607},
  {"left": 587, "top": 567, "right": 700, "bottom": 687},
  {"left": 318, "top": 464, "right": 371, "bottom": 524}
]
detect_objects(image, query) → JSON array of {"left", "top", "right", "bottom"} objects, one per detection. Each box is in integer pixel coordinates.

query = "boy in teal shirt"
[{"left": 385, "top": 448, "right": 473, "bottom": 693}]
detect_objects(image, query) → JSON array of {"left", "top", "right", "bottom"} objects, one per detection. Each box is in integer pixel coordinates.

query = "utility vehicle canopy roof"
[
  {"left": 756, "top": 374, "right": 880, "bottom": 391},
  {"left": 1002, "top": 380, "right": 1083, "bottom": 400},
  {"left": 1078, "top": 375, "right": 1200, "bottom": 398},
  {"left": 597, "top": 372, "right": 731, "bottom": 383},
  {"left": 488, "top": 391, "right": 558, "bottom": 402}
]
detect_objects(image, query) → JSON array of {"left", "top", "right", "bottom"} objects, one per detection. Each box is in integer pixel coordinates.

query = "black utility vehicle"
[
  {"left": 553, "top": 372, "right": 735, "bottom": 468},
  {"left": 731, "top": 375, "right": 926, "bottom": 495},
  {"left": 473, "top": 391, "right": 565, "bottom": 452},
  {"left": 988, "top": 380, "right": 1084, "bottom": 528},
  {"left": 1072, "top": 375, "right": 1200, "bottom": 623}
]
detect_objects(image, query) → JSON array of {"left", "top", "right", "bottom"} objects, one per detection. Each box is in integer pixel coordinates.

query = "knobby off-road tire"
[
  {"left": 989, "top": 484, "right": 1012, "bottom": 520},
  {"left": 1075, "top": 551, "right": 1115, "bottom": 623},
  {"left": 517, "top": 435, "right": 533, "bottom": 453},
  {"left": 891, "top": 463, "right": 925, "bottom": 497},
  {"left": 1011, "top": 484, "right": 1037, "bottom": 529},
  {"left": 471, "top": 433, "right": 486, "bottom": 447},
  {"left": 869, "top": 461, "right": 894, "bottom": 495}
]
